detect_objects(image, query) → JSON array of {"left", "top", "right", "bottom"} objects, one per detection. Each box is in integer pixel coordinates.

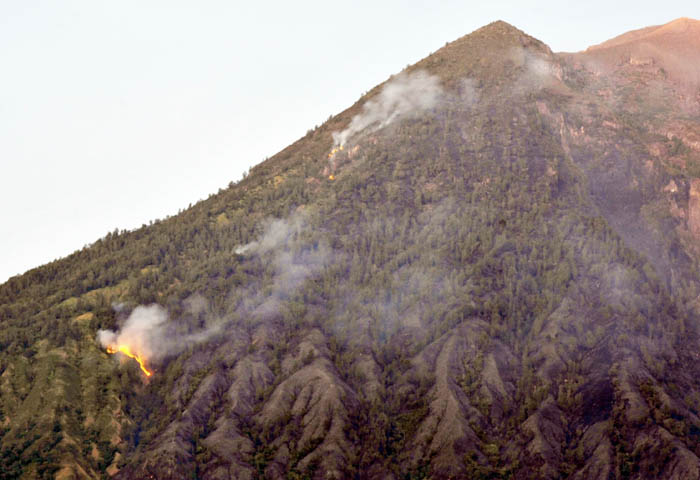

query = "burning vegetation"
[
  {"left": 106, "top": 344, "right": 152, "bottom": 377},
  {"left": 5, "top": 19, "right": 700, "bottom": 480},
  {"left": 327, "top": 144, "right": 343, "bottom": 159},
  {"left": 97, "top": 305, "right": 166, "bottom": 379}
]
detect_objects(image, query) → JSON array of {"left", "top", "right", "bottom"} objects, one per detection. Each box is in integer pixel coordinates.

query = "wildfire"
[
  {"left": 328, "top": 174, "right": 335, "bottom": 180},
  {"left": 328, "top": 144, "right": 344, "bottom": 159},
  {"left": 106, "top": 345, "right": 152, "bottom": 377}
]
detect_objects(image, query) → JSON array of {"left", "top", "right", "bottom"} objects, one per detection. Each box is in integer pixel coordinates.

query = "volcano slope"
[{"left": 2, "top": 19, "right": 700, "bottom": 479}]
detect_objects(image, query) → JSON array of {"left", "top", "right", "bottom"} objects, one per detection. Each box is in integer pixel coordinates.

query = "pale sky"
[{"left": 1, "top": 0, "right": 698, "bottom": 284}]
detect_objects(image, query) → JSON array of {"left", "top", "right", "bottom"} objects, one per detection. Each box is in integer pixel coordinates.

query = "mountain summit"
[
  {"left": 2, "top": 19, "right": 700, "bottom": 479},
  {"left": 408, "top": 20, "right": 554, "bottom": 88}
]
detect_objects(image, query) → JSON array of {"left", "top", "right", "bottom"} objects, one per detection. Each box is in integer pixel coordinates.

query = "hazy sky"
[{"left": 1, "top": 0, "right": 698, "bottom": 283}]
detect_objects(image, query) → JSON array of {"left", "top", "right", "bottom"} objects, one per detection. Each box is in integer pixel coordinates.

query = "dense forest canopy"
[{"left": 2, "top": 19, "right": 700, "bottom": 479}]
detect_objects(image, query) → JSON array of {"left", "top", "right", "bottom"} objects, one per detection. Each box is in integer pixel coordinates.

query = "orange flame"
[
  {"left": 327, "top": 145, "right": 344, "bottom": 159},
  {"left": 106, "top": 345, "right": 152, "bottom": 377},
  {"left": 328, "top": 174, "right": 335, "bottom": 180}
]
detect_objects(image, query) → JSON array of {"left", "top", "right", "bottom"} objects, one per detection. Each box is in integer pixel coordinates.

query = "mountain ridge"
[
  {"left": 2, "top": 18, "right": 700, "bottom": 479},
  {"left": 578, "top": 17, "right": 700, "bottom": 86},
  {"left": 586, "top": 17, "right": 700, "bottom": 52}
]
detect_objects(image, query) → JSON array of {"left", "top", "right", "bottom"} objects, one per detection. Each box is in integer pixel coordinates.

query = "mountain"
[
  {"left": 2, "top": 18, "right": 700, "bottom": 479},
  {"left": 583, "top": 18, "right": 700, "bottom": 86}
]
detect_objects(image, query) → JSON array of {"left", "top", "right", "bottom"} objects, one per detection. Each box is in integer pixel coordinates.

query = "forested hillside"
[{"left": 2, "top": 20, "right": 700, "bottom": 479}]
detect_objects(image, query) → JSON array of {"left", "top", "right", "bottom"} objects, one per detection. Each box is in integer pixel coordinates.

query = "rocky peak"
[{"left": 410, "top": 20, "right": 555, "bottom": 89}]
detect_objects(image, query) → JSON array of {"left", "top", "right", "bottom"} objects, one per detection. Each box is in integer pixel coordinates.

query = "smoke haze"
[
  {"left": 235, "top": 213, "right": 306, "bottom": 255},
  {"left": 97, "top": 211, "right": 332, "bottom": 367},
  {"left": 236, "top": 211, "right": 332, "bottom": 318},
  {"left": 97, "top": 304, "right": 169, "bottom": 360},
  {"left": 509, "top": 47, "right": 562, "bottom": 93},
  {"left": 98, "top": 301, "right": 228, "bottom": 363},
  {"left": 332, "top": 70, "right": 444, "bottom": 147}
]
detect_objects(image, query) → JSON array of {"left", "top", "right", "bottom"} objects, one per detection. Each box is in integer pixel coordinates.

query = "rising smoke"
[
  {"left": 97, "top": 296, "right": 229, "bottom": 364},
  {"left": 331, "top": 51, "right": 557, "bottom": 151},
  {"left": 236, "top": 210, "right": 332, "bottom": 318},
  {"left": 509, "top": 47, "right": 562, "bottom": 93},
  {"left": 97, "top": 56, "right": 561, "bottom": 366},
  {"left": 97, "top": 304, "right": 169, "bottom": 361},
  {"left": 332, "top": 70, "right": 444, "bottom": 148},
  {"left": 235, "top": 213, "right": 306, "bottom": 255},
  {"left": 97, "top": 212, "right": 331, "bottom": 366}
]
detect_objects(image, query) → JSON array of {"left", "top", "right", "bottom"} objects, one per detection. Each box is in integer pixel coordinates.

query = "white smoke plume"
[
  {"left": 98, "top": 213, "right": 329, "bottom": 365},
  {"left": 253, "top": 243, "right": 331, "bottom": 318},
  {"left": 98, "top": 304, "right": 169, "bottom": 360},
  {"left": 235, "top": 213, "right": 305, "bottom": 255},
  {"left": 98, "top": 301, "right": 227, "bottom": 364},
  {"left": 509, "top": 47, "right": 562, "bottom": 93},
  {"left": 235, "top": 211, "right": 331, "bottom": 318},
  {"left": 332, "top": 70, "right": 444, "bottom": 147}
]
